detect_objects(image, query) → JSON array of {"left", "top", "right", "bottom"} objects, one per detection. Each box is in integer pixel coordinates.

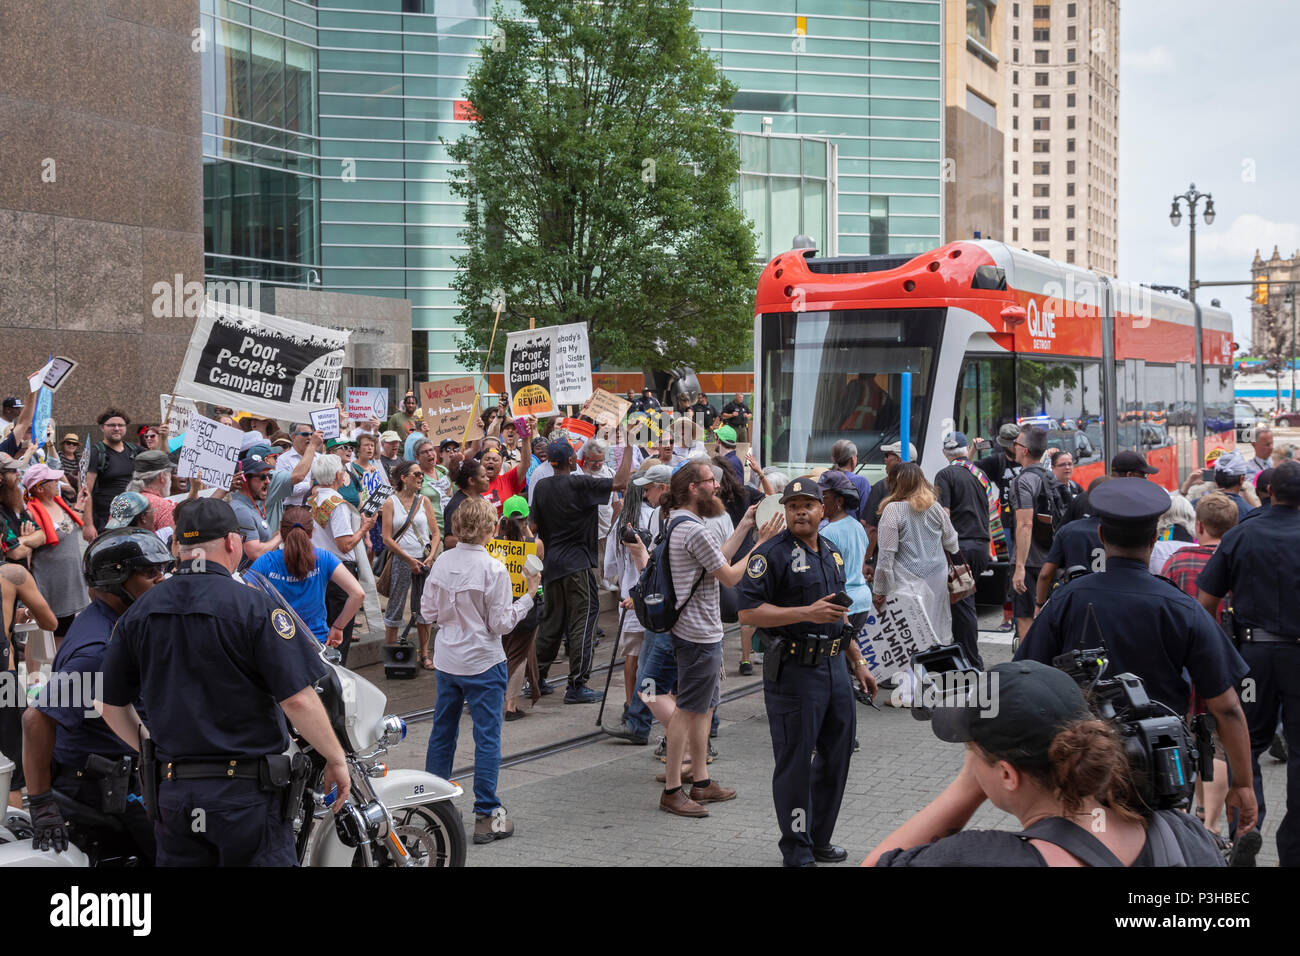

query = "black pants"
[
  {"left": 764, "top": 653, "right": 856, "bottom": 866},
  {"left": 1239, "top": 642, "right": 1300, "bottom": 866},
  {"left": 326, "top": 559, "right": 360, "bottom": 666},
  {"left": 53, "top": 769, "right": 156, "bottom": 865},
  {"left": 535, "top": 569, "right": 598, "bottom": 688},
  {"left": 951, "top": 544, "right": 989, "bottom": 670},
  {"left": 156, "top": 778, "right": 296, "bottom": 867}
]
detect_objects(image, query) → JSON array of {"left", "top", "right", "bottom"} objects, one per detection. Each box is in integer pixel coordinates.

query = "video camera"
[{"left": 1051, "top": 646, "right": 1212, "bottom": 813}]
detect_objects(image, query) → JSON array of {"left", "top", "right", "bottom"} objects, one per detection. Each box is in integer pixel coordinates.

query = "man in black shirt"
[
  {"left": 933, "top": 432, "right": 990, "bottom": 668},
  {"left": 720, "top": 393, "right": 752, "bottom": 442},
  {"left": 532, "top": 439, "right": 633, "bottom": 703},
  {"left": 1035, "top": 474, "right": 1108, "bottom": 609},
  {"left": 82, "top": 407, "right": 140, "bottom": 540},
  {"left": 692, "top": 392, "right": 718, "bottom": 432}
]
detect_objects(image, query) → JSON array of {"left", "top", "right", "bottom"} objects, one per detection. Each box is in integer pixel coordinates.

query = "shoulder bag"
[{"left": 374, "top": 496, "right": 420, "bottom": 598}]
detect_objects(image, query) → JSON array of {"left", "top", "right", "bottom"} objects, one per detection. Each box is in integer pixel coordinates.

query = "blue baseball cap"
[{"left": 547, "top": 440, "right": 575, "bottom": 465}]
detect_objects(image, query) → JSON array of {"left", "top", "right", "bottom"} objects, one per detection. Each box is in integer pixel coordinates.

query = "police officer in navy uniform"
[
  {"left": 23, "top": 529, "right": 172, "bottom": 861},
  {"left": 1197, "top": 459, "right": 1300, "bottom": 866},
  {"left": 737, "top": 477, "right": 878, "bottom": 866},
  {"left": 1016, "top": 478, "right": 1258, "bottom": 836},
  {"left": 99, "top": 498, "right": 351, "bottom": 866}
]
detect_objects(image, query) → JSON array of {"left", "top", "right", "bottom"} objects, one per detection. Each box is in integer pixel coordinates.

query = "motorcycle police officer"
[
  {"left": 99, "top": 498, "right": 351, "bottom": 866},
  {"left": 1197, "top": 459, "right": 1300, "bottom": 866},
  {"left": 1016, "top": 477, "right": 1258, "bottom": 835},
  {"left": 737, "top": 477, "right": 878, "bottom": 866},
  {"left": 23, "top": 528, "right": 172, "bottom": 861}
]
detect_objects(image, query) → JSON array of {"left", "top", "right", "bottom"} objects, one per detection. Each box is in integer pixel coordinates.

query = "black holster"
[
  {"left": 84, "top": 754, "right": 133, "bottom": 815},
  {"left": 281, "top": 753, "right": 313, "bottom": 823},
  {"left": 761, "top": 633, "right": 785, "bottom": 682},
  {"left": 138, "top": 734, "right": 161, "bottom": 822}
]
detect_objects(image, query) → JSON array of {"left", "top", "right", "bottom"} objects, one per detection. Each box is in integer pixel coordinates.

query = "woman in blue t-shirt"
[{"left": 251, "top": 504, "right": 365, "bottom": 646}]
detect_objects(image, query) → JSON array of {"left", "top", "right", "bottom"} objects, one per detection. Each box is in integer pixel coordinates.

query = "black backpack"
[
  {"left": 1024, "top": 465, "right": 1069, "bottom": 548},
  {"left": 630, "top": 515, "right": 706, "bottom": 634}
]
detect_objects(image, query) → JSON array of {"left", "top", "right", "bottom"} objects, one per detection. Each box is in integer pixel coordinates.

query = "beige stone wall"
[
  {"left": 0, "top": 0, "right": 203, "bottom": 435},
  {"left": 944, "top": 0, "right": 1007, "bottom": 242}
]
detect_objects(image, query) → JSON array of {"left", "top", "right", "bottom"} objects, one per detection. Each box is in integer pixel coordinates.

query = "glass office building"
[{"left": 202, "top": 0, "right": 942, "bottom": 378}]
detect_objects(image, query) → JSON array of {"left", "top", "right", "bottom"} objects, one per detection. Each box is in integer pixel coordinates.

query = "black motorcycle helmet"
[{"left": 83, "top": 528, "right": 175, "bottom": 606}]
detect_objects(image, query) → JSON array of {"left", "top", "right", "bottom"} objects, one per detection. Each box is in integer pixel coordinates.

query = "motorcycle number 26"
[{"left": 413, "top": 784, "right": 425, "bottom": 795}]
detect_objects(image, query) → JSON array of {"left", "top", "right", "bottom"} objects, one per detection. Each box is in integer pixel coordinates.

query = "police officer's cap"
[
  {"left": 175, "top": 496, "right": 241, "bottom": 544},
  {"left": 780, "top": 475, "right": 823, "bottom": 504},
  {"left": 929, "top": 661, "right": 1092, "bottom": 768},
  {"left": 1087, "top": 476, "right": 1171, "bottom": 524}
]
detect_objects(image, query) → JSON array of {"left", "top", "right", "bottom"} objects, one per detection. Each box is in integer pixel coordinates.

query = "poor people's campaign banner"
[
  {"left": 174, "top": 300, "right": 350, "bottom": 421},
  {"left": 504, "top": 322, "right": 592, "bottom": 418}
]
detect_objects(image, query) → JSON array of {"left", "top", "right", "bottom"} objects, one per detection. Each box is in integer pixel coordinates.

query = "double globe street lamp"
[{"left": 1170, "top": 183, "right": 1215, "bottom": 464}]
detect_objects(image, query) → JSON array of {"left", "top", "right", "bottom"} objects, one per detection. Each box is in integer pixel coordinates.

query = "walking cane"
[{"left": 595, "top": 605, "right": 630, "bottom": 727}]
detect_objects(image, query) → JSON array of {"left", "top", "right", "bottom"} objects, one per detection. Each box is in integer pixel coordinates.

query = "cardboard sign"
[
  {"left": 419, "top": 377, "right": 485, "bottom": 445},
  {"left": 159, "top": 393, "right": 199, "bottom": 436},
  {"left": 854, "top": 591, "right": 941, "bottom": 683},
  {"left": 504, "top": 322, "right": 592, "bottom": 418},
  {"left": 345, "top": 387, "right": 388, "bottom": 423},
  {"left": 174, "top": 299, "right": 350, "bottom": 420},
  {"left": 485, "top": 538, "right": 539, "bottom": 599},
  {"left": 176, "top": 414, "right": 243, "bottom": 490},
  {"left": 309, "top": 406, "right": 340, "bottom": 440},
  {"left": 43, "top": 357, "right": 76, "bottom": 392},
  {"left": 27, "top": 359, "right": 55, "bottom": 394},
  {"left": 579, "top": 388, "right": 632, "bottom": 427}
]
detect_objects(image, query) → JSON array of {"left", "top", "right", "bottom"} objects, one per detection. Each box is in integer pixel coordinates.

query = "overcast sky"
[{"left": 1118, "top": 0, "right": 1297, "bottom": 350}]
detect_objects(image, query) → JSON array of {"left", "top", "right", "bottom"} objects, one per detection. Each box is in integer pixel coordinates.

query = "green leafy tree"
[{"left": 446, "top": 0, "right": 759, "bottom": 377}]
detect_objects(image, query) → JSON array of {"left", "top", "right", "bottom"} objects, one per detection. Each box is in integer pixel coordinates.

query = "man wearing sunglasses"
[
  {"left": 23, "top": 528, "right": 173, "bottom": 861},
  {"left": 230, "top": 454, "right": 281, "bottom": 568}
]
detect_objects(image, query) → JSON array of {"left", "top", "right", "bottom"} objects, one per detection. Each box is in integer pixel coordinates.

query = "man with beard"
[
  {"left": 655, "top": 461, "right": 783, "bottom": 817},
  {"left": 738, "top": 477, "right": 876, "bottom": 865}
]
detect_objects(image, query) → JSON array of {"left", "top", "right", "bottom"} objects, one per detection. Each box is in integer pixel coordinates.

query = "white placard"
[
  {"left": 309, "top": 406, "right": 340, "bottom": 440},
  {"left": 345, "top": 387, "right": 388, "bottom": 423},
  {"left": 175, "top": 414, "right": 243, "bottom": 490},
  {"left": 43, "top": 357, "right": 76, "bottom": 392},
  {"left": 174, "top": 298, "right": 350, "bottom": 421},
  {"left": 159, "top": 393, "right": 199, "bottom": 436},
  {"left": 504, "top": 322, "right": 592, "bottom": 418},
  {"left": 855, "top": 591, "right": 941, "bottom": 683},
  {"left": 27, "top": 359, "right": 55, "bottom": 394}
]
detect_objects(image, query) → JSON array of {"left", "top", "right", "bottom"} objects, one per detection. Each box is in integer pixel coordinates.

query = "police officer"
[
  {"left": 1197, "top": 459, "right": 1300, "bottom": 866},
  {"left": 737, "top": 476, "right": 878, "bottom": 866},
  {"left": 1016, "top": 478, "right": 1258, "bottom": 835},
  {"left": 99, "top": 498, "right": 351, "bottom": 866},
  {"left": 23, "top": 529, "right": 171, "bottom": 861}
]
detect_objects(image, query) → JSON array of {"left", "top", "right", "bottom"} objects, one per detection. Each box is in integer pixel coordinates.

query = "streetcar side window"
[
  {"left": 1014, "top": 358, "right": 1104, "bottom": 465},
  {"left": 955, "top": 356, "right": 1015, "bottom": 450}
]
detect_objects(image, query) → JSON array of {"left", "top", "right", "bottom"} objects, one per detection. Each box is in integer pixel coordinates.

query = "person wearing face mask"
[{"left": 22, "top": 529, "right": 173, "bottom": 861}]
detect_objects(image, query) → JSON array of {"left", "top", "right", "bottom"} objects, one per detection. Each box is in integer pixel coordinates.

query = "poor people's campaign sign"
[
  {"left": 505, "top": 322, "right": 591, "bottom": 418},
  {"left": 175, "top": 300, "right": 350, "bottom": 421}
]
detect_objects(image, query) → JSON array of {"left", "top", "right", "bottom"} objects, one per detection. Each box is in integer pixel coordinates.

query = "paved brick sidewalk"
[{"left": 383, "top": 636, "right": 1285, "bottom": 866}]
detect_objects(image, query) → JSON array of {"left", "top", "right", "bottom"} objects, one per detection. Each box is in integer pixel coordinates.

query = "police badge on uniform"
[
  {"left": 271, "top": 609, "right": 296, "bottom": 640},
  {"left": 747, "top": 554, "right": 767, "bottom": 578}
]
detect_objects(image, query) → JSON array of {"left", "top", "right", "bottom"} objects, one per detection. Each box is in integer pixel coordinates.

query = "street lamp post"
[{"left": 1170, "top": 182, "right": 1215, "bottom": 467}]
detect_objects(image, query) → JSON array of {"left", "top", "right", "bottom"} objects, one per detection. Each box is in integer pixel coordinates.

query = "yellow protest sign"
[{"left": 485, "top": 538, "right": 538, "bottom": 598}]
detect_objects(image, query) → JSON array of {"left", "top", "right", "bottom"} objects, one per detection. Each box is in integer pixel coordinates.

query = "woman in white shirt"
[
  {"left": 310, "top": 453, "right": 376, "bottom": 665},
  {"left": 421, "top": 495, "right": 539, "bottom": 845},
  {"left": 381, "top": 460, "right": 441, "bottom": 669}
]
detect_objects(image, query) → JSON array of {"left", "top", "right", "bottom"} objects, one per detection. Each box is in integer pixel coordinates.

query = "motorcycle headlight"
[{"left": 377, "top": 714, "right": 407, "bottom": 747}]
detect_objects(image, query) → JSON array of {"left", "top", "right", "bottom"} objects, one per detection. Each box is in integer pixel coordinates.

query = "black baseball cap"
[
  {"left": 929, "top": 661, "right": 1092, "bottom": 768},
  {"left": 174, "top": 497, "right": 241, "bottom": 545},
  {"left": 547, "top": 440, "right": 576, "bottom": 465},
  {"left": 780, "top": 475, "right": 823, "bottom": 503},
  {"left": 2, "top": 396, "right": 22, "bottom": 410},
  {"left": 1110, "top": 450, "right": 1158, "bottom": 475},
  {"left": 439, "top": 438, "right": 460, "bottom": 451}
]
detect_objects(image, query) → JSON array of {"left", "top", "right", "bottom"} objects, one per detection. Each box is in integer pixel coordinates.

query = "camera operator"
[
  {"left": 1016, "top": 478, "right": 1257, "bottom": 835},
  {"left": 866, "top": 661, "right": 1226, "bottom": 866}
]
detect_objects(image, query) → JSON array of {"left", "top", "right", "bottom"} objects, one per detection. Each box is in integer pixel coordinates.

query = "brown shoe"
[
  {"left": 659, "top": 788, "right": 709, "bottom": 817},
  {"left": 473, "top": 809, "right": 516, "bottom": 844},
  {"left": 688, "top": 780, "right": 737, "bottom": 804},
  {"left": 654, "top": 767, "right": 694, "bottom": 784}
]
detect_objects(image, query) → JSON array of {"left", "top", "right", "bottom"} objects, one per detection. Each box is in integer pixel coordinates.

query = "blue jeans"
[
  {"left": 425, "top": 661, "right": 508, "bottom": 817},
  {"left": 626, "top": 630, "right": 677, "bottom": 738}
]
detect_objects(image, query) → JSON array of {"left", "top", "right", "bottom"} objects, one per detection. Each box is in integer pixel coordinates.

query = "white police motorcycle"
[{"left": 0, "top": 572, "right": 466, "bottom": 867}]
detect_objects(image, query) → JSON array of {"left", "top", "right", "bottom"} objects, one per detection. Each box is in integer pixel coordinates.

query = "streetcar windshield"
[{"left": 759, "top": 308, "right": 945, "bottom": 473}]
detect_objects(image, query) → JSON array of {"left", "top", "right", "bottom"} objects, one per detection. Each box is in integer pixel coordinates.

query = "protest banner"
[
  {"left": 174, "top": 299, "right": 350, "bottom": 421},
  {"left": 175, "top": 414, "right": 243, "bottom": 489},
  {"left": 308, "top": 406, "right": 340, "bottom": 440},
  {"left": 485, "top": 538, "right": 539, "bottom": 599},
  {"left": 32, "top": 387, "right": 53, "bottom": 448},
  {"left": 345, "top": 387, "right": 388, "bottom": 423},
  {"left": 854, "top": 591, "right": 940, "bottom": 683},
  {"left": 159, "top": 394, "right": 199, "bottom": 437},
  {"left": 504, "top": 322, "right": 591, "bottom": 418},
  {"left": 43, "top": 357, "right": 76, "bottom": 392},
  {"left": 419, "top": 377, "right": 484, "bottom": 445},
  {"left": 579, "top": 388, "right": 632, "bottom": 428}
]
